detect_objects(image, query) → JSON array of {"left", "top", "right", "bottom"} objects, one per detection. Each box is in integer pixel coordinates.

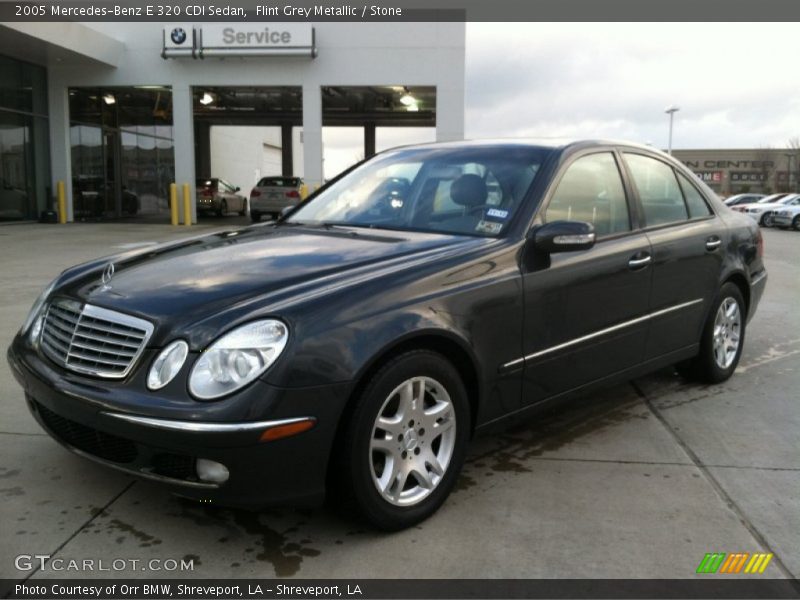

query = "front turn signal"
[{"left": 259, "top": 418, "right": 315, "bottom": 442}]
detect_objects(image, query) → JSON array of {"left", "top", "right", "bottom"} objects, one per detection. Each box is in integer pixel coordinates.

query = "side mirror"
[
  {"left": 533, "top": 220, "right": 596, "bottom": 253},
  {"left": 235, "top": 186, "right": 241, "bottom": 192}
]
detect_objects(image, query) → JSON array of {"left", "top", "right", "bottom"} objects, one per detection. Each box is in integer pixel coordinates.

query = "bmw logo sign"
[{"left": 170, "top": 27, "right": 187, "bottom": 45}]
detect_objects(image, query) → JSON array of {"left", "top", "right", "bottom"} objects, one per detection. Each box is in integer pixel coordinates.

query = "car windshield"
[
  {"left": 285, "top": 146, "right": 549, "bottom": 237},
  {"left": 758, "top": 195, "right": 785, "bottom": 203}
]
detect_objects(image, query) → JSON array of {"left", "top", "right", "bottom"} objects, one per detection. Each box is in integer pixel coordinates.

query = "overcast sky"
[{"left": 322, "top": 22, "right": 800, "bottom": 177}]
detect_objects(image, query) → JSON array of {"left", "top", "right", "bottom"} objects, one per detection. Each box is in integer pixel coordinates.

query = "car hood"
[{"left": 62, "top": 225, "right": 487, "bottom": 338}]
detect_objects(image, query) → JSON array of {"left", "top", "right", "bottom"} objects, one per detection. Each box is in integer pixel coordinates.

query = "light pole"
[{"left": 665, "top": 106, "right": 680, "bottom": 155}]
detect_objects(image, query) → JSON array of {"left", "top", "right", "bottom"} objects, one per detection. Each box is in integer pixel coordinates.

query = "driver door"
[{"left": 520, "top": 151, "right": 652, "bottom": 406}]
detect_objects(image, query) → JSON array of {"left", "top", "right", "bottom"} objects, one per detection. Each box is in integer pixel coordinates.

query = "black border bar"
[
  {"left": 3, "top": 579, "right": 800, "bottom": 600},
  {"left": 3, "top": 0, "right": 800, "bottom": 22}
]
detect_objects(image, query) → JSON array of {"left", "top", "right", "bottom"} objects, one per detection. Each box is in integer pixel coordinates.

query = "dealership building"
[
  {"left": 0, "top": 21, "right": 464, "bottom": 222},
  {"left": 672, "top": 148, "right": 798, "bottom": 197}
]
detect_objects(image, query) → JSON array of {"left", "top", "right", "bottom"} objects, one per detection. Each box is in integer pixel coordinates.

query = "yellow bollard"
[
  {"left": 182, "top": 182, "right": 191, "bottom": 226},
  {"left": 299, "top": 184, "right": 308, "bottom": 200},
  {"left": 57, "top": 181, "right": 67, "bottom": 224},
  {"left": 169, "top": 183, "right": 179, "bottom": 226}
]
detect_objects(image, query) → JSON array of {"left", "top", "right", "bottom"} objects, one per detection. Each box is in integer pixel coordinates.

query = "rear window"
[
  {"left": 258, "top": 177, "right": 301, "bottom": 187},
  {"left": 197, "top": 179, "right": 218, "bottom": 189}
]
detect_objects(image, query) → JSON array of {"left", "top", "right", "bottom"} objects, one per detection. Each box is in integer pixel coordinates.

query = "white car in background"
[
  {"left": 771, "top": 203, "right": 800, "bottom": 230},
  {"left": 731, "top": 193, "right": 800, "bottom": 226},
  {"left": 249, "top": 176, "right": 304, "bottom": 222},
  {"left": 724, "top": 193, "right": 765, "bottom": 207}
]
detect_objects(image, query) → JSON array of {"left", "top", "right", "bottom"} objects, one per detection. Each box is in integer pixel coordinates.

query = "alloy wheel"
[
  {"left": 712, "top": 297, "right": 741, "bottom": 369},
  {"left": 369, "top": 376, "right": 456, "bottom": 507}
]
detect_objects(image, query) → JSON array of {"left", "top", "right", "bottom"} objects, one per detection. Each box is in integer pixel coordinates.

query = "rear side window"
[
  {"left": 624, "top": 153, "right": 688, "bottom": 227},
  {"left": 545, "top": 152, "right": 631, "bottom": 237},
  {"left": 676, "top": 172, "right": 712, "bottom": 218}
]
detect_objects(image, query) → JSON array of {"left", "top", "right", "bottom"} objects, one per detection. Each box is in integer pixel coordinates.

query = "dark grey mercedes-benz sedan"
[{"left": 8, "top": 140, "right": 766, "bottom": 530}]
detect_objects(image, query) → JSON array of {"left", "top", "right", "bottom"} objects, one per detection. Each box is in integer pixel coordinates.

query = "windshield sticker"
[
  {"left": 486, "top": 208, "right": 509, "bottom": 219},
  {"left": 476, "top": 220, "right": 503, "bottom": 234}
]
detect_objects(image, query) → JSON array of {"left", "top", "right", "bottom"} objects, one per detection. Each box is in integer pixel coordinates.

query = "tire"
[
  {"left": 250, "top": 211, "right": 261, "bottom": 223},
  {"left": 336, "top": 350, "right": 470, "bottom": 531},
  {"left": 760, "top": 213, "right": 773, "bottom": 227},
  {"left": 793, "top": 215, "right": 800, "bottom": 231},
  {"left": 238, "top": 199, "right": 247, "bottom": 217},
  {"left": 216, "top": 200, "right": 227, "bottom": 217},
  {"left": 676, "top": 282, "right": 746, "bottom": 383}
]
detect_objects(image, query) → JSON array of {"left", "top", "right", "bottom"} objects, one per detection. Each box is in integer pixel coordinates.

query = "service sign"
[
  {"left": 201, "top": 24, "right": 313, "bottom": 50},
  {"left": 162, "top": 24, "right": 316, "bottom": 58}
]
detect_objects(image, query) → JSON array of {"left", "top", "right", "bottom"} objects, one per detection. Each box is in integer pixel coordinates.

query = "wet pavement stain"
[
  {"left": 0, "top": 486, "right": 25, "bottom": 497},
  {"left": 453, "top": 473, "right": 476, "bottom": 492},
  {"left": 0, "top": 468, "right": 20, "bottom": 479},
  {"left": 464, "top": 388, "right": 649, "bottom": 476},
  {"left": 107, "top": 518, "right": 163, "bottom": 547},
  {"left": 231, "top": 510, "right": 319, "bottom": 576},
  {"left": 183, "top": 554, "right": 201, "bottom": 566},
  {"left": 173, "top": 500, "right": 324, "bottom": 577}
]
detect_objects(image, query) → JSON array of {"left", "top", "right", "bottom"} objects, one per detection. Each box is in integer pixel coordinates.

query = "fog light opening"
[{"left": 196, "top": 458, "right": 229, "bottom": 483}]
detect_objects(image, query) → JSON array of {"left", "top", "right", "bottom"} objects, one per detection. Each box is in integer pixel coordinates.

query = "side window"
[
  {"left": 545, "top": 152, "right": 630, "bottom": 237},
  {"left": 676, "top": 172, "right": 712, "bottom": 218},
  {"left": 624, "top": 153, "right": 689, "bottom": 226}
]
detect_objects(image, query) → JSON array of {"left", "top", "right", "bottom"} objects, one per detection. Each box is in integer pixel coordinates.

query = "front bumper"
[
  {"left": 7, "top": 337, "right": 353, "bottom": 509},
  {"left": 251, "top": 198, "right": 299, "bottom": 214}
]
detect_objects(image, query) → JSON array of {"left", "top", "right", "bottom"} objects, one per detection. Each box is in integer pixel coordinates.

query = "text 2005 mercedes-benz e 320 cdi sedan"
[{"left": 8, "top": 140, "right": 767, "bottom": 530}]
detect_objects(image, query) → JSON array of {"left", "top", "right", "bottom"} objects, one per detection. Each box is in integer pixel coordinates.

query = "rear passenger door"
[
  {"left": 621, "top": 152, "right": 724, "bottom": 360},
  {"left": 520, "top": 151, "right": 652, "bottom": 405}
]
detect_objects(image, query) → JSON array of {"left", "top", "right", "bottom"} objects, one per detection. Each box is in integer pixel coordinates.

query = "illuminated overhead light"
[
  {"left": 102, "top": 94, "right": 116, "bottom": 105},
  {"left": 406, "top": 102, "right": 419, "bottom": 112},
  {"left": 199, "top": 92, "right": 214, "bottom": 105},
  {"left": 400, "top": 93, "right": 416, "bottom": 106}
]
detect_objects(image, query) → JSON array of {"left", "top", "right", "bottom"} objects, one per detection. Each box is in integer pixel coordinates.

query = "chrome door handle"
[
  {"left": 628, "top": 255, "right": 652, "bottom": 269},
  {"left": 706, "top": 239, "right": 722, "bottom": 251}
]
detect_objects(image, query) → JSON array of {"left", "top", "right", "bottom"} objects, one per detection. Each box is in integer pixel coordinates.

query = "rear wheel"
[
  {"left": 793, "top": 215, "right": 800, "bottom": 231},
  {"left": 216, "top": 199, "right": 227, "bottom": 217},
  {"left": 676, "top": 282, "right": 745, "bottom": 383},
  {"left": 250, "top": 211, "right": 261, "bottom": 223},
  {"left": 337, "top": 350, "right": 470, "bottom": 530}
]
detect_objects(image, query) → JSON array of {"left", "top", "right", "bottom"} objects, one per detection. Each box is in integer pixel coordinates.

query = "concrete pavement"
[{"left": 1, "top": 222, "right": 797, "bottom": 581}]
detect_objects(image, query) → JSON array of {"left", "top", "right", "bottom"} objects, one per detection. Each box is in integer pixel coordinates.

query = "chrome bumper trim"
[{"left": 102, "top": 412, "right": 312, "bottom": 434}]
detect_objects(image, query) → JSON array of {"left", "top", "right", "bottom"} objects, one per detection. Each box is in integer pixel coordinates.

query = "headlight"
[
  {"left": 188, "top": 319, "right": 289, "bottom": 400},
  {"left": 147, "top": 340, "right": 189, "bottom": 390},
  {"left": 20, "top": 279, "right": 57, "bottom": 338}
]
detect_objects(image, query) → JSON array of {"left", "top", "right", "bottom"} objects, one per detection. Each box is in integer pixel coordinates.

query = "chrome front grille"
[{"left": 40, "top": 298, "right": 154, "bottom": 379}]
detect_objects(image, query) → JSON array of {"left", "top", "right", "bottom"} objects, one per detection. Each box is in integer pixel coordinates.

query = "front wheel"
[
  {"left": 760, "top": 213, "right": 773, "bottom": 227},
  {"left": 676, "top": 282, "right": 746, "bottom": 383},
  {"left": 337, "top": 350, "right": 470, "bottom": 530},
  {"left": 793, "top": 215, "right": 800, "bottom": 231},
  {"left": 238, "top": 199, "right": 247, "bottom": 216}
]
